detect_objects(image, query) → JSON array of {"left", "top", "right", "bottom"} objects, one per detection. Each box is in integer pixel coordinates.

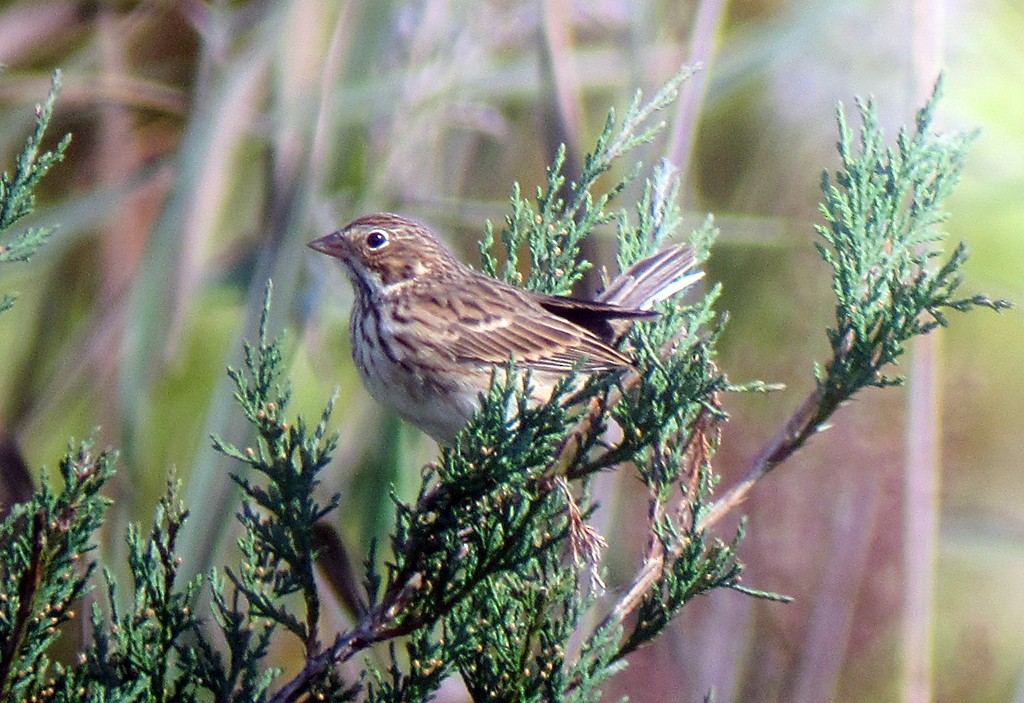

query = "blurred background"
[{"left": 0, "top": 1, "right": 1021, "bottom": 701}]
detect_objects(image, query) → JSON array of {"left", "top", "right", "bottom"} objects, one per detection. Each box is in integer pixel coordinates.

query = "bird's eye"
[{"left": 365, "top": 229, "right": 389, "bottom": 250}]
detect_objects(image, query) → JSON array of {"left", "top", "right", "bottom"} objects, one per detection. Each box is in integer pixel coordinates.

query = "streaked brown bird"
[{"left": 308, "top": 214, "right": 702, "bottom": 445}]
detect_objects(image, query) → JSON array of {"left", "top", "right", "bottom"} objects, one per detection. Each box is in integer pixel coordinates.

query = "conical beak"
[{"left": 307, "top": 231, "right": 349, "bottom": 259}]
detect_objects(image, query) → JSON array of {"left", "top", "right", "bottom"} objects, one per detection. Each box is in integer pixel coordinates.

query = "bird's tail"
[{"left": 597, "top": 244, "right": 704, "bottom": 310}]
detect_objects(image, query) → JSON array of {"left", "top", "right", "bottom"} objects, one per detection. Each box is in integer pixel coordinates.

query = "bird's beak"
[{"left": 307, "top": 231, "right": 348, "bottom": 259}]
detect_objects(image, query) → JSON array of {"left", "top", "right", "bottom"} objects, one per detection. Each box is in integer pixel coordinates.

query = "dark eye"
[{"left": 366, "top": 229, "right": 389, "bottom": 250}]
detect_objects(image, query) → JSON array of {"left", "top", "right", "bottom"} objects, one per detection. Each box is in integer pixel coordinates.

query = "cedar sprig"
[
  {"left": 212, "top": 284, "right": 341, "bottom": 657},
  {"left": 480, "top": 65, "right": 699, "bottom": 296},
  {"left": 0, "top": 440, "right": 115, "bottom": 702},
  {"left": 816, "top": 76, "right": 1011, "bottom": 403},
  {"left": 0, "top": 70, "right": 71, "bottom": 313},
  {"left": 68, "top": 477, "right": 202, "bottom": 702}
]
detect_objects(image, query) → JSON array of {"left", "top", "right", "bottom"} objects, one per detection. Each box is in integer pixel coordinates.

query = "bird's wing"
[
  {"left": 533, "top": 295, "right": 658, "bottom": 342},
  {"left": 406, "top": 276, "right": 632, "bottom": 373}
]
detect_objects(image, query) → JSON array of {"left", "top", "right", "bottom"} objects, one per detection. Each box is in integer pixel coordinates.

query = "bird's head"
[{"left": 308, "top": 213, "right": 457, "bottom": 293}]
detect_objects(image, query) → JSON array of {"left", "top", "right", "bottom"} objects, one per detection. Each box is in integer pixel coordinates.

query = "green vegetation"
[{"left": 0, "top": 59, "right": 1008, "bottom": 701}]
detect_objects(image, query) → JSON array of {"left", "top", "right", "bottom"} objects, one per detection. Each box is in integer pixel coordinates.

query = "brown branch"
[
  {"left": 267, "top": 624, "right": 374, "bottom": 703},
  {"left": 267, "top": 581, "right": 427, "bottom": 703},
  {"left": 699, "top": 384, "right": 827, "bottom": 531},
  {"left": 0, "top": 510, "right": 45, "bottom": 695},
  {"left": 593, "top": 401, "right": 721, "bottom": 641},
  {"left": 601, "top": 495, "right": 666, "bottom": 636},
  {"left": 313, "top": 521, "right": 367, "bottom": 621}
]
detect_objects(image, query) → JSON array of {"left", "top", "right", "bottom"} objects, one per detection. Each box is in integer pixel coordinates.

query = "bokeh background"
[{"left": 0, "top": 1, "right": 1021, "bottom": 701}]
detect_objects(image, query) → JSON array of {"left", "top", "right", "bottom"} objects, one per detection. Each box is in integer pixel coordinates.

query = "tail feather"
[
  {"left": 598, "top": 244, "right": 704, "bottom": 310},
  {"left": 535, "top": 244, "right": 704, "bottom": 344}
]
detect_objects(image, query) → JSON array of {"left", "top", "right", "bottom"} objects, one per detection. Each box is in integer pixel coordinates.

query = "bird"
[{"left": 308, "top": 213, "right": 702, "bottom": 445}]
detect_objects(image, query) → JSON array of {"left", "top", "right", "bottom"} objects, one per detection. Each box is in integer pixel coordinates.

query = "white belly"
[{"left": 351, "top": 308, "right": 479, "bottom": 445}]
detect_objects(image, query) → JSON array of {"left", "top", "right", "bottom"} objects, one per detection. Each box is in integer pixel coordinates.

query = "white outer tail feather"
[{"left": 598, "top": 244, "right": 704, "bottom": 311}]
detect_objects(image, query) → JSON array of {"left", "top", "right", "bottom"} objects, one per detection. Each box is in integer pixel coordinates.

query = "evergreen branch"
[
  {"left": 0, "top": 70, "right": 70, "bottom": 314},
  {"left": 72, "top": 478, "right": 204, "bottom": 702},
  {"left": 703, "top": 76, "right": 1011, "bottom": 530},
  {"left": 213, "top": 283, "right": 341, "bottom": 658},
  {"left": 0, "top": 440, "right": 115, "bottom": 702},
  {"left": 480, "top": 65, "right": 698, "bottom": 296},
  {"left": 2, "top": 62, "right": 1008, "bottom": 703}
]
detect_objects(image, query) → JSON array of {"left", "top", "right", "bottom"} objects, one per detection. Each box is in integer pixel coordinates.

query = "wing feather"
[{"left": 407, "top": 274, "right": 633, "bottom": 373}]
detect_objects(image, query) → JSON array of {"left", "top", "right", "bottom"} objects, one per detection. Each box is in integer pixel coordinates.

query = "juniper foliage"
[
  {"left": 0, "top": 442, "right": 115, "bottom": 702},
  {"left": 0, "top": 70, "right": 70, "bottom": 314},
  {"left": 0, "top": 69, "right": 1008, "bottom": 703},
  {"left": 815, "top": 77, "right": 1010, "bottom": 401}
]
